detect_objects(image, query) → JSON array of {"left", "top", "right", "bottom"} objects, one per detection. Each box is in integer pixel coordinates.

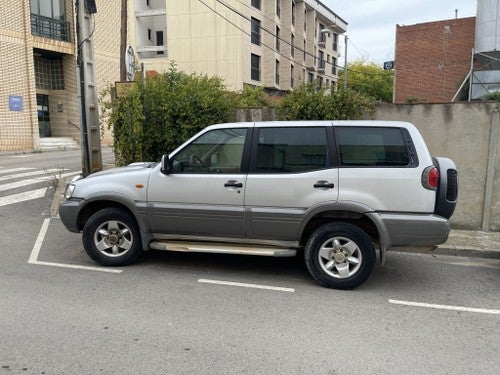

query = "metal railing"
[{"left": 31, "top": 14, "right": 70, "bottom": 42}]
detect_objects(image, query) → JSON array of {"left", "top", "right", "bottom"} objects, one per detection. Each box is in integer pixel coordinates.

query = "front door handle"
[
  {"left": 224, "top": 180, "right": 243, "bottom": 188},
  {"left": 314, "top": 180, "right": 334, "bottom": 189}
]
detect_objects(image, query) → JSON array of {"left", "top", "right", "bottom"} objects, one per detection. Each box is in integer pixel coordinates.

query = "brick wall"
[
  {"left": 394, "top": 17, "right": 475, "bottom": 103},
  {"left": 0, "top": 0, "right": 38, "bottom": 151}
]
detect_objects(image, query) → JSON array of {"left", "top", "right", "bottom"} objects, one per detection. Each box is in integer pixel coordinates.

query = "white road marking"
[
  {"left": 0, "top": 167, "right": 34, "bottom": 175},
  {"left": 0, "top": 168, "right": 69, "bottom": 182},
  {"left": 0, "top": 187, "right": 47, "bottom": 207},
  {"left": 388, "top": 299, "right": 500, "bottom": 315},
  {"left": 198, "top": 278, "right": 295, "bottom": 292},
  {"left": 0, "top": 171, "right": 77, "bottom": 192},
  {"left": 10, "top": 154, "right": 35, "bottom": 158},
  {"left": 28, "top": 218, "right": 122, "bottom": 274},
  {"left": 28, "top": 218, "right": 51, "bottom": 263}
]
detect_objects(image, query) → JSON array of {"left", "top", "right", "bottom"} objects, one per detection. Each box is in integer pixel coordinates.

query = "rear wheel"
[
  {"left": 305, "top": 222, "right": 375, "bottom": 289},
  {"left": 82, "top": 208, "right": 142, "bottom": 266}
]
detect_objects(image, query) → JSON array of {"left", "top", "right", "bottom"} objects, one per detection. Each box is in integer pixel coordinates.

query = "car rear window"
[{"left": 336, "top": 127, "right": 412, "bottom": 167}]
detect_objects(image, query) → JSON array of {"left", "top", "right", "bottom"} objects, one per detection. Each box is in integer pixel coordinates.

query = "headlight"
[{"left": 64, "top": 184, "right": 76, "bottom": 199}]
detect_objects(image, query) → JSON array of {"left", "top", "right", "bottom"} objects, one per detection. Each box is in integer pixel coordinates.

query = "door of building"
[{"left": 36, "top": 94, "right": 51, "bottom": 137}]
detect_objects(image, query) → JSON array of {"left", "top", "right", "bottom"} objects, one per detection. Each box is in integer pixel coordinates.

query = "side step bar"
[{"left": 149, "top": 241, "right": 297, "bottom": 257}]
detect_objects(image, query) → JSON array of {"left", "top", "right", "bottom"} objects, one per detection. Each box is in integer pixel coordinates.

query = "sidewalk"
[{"left": 395, "top": 229, "right": 500, "bottom": 259}]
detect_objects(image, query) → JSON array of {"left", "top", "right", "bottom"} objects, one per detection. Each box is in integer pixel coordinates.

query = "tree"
[{"left": 339, "top": 60, "right": 394, "bottom": 102}]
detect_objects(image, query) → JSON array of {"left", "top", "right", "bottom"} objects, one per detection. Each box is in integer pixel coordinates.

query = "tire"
[
  {"left": 82, "top": 208, "right": 143, "bottom": 267},
  {"left": 304, "top": 222, "right": 375, "bottom": 290}
]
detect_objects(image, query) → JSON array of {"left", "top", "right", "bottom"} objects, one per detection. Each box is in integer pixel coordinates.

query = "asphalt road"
[{"left": 0, "top": 149, "right": 499, "bottom": 375}]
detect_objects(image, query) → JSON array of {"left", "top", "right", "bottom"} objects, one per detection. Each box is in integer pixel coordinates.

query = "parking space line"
[
  {"left": 198, "top": 278, "right": 295, "bottom": 292},
  {"left": 388, "top": 299, "right": 500, "bottom": 315},
  {"left": 28, "top": 218, "right": 122, "bottom": 274}
]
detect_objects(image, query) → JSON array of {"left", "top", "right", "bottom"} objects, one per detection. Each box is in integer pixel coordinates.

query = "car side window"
[
  {"left": 171, "top": 128, "right": 248, "bottom": 174},
  {"left": 336, "top": 127, "right": 412, "bottom": 167},
  {"left": 254, "top": 127, "right": 328, "bottom": 173}
]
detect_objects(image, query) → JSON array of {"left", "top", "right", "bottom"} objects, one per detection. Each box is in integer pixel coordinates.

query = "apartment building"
[
  {"left": 130, "top": 0, "right": 347, "bottom": 92},
  {"left": 0, "top": 1, "right": 346, "bottom": 151},
  {"left": 0, "top": 0, "right": 118, "bottom": 151}
]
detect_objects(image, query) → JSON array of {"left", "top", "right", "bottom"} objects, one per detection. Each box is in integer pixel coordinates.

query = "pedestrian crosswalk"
[{"left": 0, "top": 167, "right": 80, "bottom": 207}]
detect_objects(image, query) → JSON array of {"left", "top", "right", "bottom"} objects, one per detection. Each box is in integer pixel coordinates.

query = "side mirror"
[{"left": 160, "top": 154, "right": 171, "bottom": 174}]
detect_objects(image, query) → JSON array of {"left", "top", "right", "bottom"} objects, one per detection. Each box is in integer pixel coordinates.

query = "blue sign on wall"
[
  {"left": 9, "top": 96, "right": 23, "bottom": 111},
  {"left": 383, "top": 61, "right": 395, "bottom": 70}
]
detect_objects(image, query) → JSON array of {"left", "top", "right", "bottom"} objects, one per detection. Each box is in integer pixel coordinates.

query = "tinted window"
[
  {"left": 255, "top": 127, "right": 328, "bottom": 173},
  {"left": 172, "top": 128, "right": 247, "bottom": 174},
  {"left": 336, "top": 127, "right": 410, "bottom": 166}
]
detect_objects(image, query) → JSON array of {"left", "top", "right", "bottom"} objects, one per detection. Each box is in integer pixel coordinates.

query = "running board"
[{"left": 149, "top": 241, "right": 297, "bottom": 257}]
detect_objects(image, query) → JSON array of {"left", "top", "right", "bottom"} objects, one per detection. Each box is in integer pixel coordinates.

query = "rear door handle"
[
  {"left": 224, "top": 180, "right": 243, "bottom": 188},
  {"left": 314, "top": 180, "right": 334, "bottom": 189}
]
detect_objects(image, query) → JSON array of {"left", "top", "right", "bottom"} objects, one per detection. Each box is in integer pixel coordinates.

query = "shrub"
[
  {"left": 101, "top": 64, "right": 236, "bottom": 165},
  {"left": 276, "top": 83, "right": 375, "bottom": 121}
]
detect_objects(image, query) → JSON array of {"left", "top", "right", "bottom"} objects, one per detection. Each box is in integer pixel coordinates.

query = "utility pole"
[
  {"left": 343, "top": 35, "right": 348, "bottom": 90},
  {"left": 120, "top": 0, "right": 128, "bottom": 81},
  {"left": 76, "top": 0, "right": 102, "bottom": 174}
]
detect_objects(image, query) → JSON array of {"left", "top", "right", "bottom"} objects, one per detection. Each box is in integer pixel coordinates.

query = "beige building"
[
  {"left": 130, "top": 0, "right": 347, "bottom": 92},
  {"left": 0, "top": 0, "right": 346, "bottom": 152},
  {"left": 0, "top": 0, "right": 119, "bottom": 152}
]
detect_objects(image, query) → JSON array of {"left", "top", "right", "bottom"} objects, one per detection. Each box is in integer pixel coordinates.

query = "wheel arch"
[
  {"left": 298, "top": 202, "right": 391, "bottom": 264},
  {"left": 75, "top": 195, "right": 150, "bottom": 250}
]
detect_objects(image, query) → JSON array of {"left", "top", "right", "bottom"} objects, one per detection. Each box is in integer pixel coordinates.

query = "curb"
[{"left": 393, "top": 245, "right": 500, "bottom": 260}]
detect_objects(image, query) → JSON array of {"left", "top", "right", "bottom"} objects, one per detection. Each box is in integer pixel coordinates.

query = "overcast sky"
[{"left": 323, "top": 0, "right": 478, "bottom": 66}]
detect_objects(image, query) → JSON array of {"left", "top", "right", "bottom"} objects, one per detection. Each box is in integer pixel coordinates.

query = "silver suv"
[{"left": 60, "top": 121, "right": 458, "bottom": 289}]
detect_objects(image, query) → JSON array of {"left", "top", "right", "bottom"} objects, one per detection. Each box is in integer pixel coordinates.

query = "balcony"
[{"left": 31, "top": 14, "right": 70, "bottom": 42}]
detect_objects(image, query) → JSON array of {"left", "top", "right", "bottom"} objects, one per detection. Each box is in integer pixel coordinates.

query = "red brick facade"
[{"left": 394, "top": 17, "right": 475, "bottom": 103}]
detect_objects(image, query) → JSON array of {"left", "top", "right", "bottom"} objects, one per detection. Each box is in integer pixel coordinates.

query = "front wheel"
[
  {"left": 305, "top": 222, "right": 375, "bottom": 290},
  {"left": 82, "top": 208, "right": 143, "bottom": 266}
]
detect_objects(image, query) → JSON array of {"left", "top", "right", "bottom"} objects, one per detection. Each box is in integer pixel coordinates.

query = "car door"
[
  {"left": 147, "top": 126, "right": 250, "bottom": 238},
  {"left": 244, "top": 124, "right": 338, "bottom": 241}
]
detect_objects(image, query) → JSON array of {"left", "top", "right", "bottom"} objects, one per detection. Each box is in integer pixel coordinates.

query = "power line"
[{"left": 196, "top": 0, "right": 391, "bottom": 80}]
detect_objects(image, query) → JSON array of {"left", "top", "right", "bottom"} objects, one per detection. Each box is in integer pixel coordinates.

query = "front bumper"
[{"left": 59, "top": 198, "right": 86, "bottom": 233}]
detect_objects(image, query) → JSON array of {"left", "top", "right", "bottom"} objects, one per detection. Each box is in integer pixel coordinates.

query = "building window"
[
  {"left": 148, "top": 28, "right": 152, "bottom": 40},
  {"left": 291, "top": 1, "right": 296, "bottom": 25},
  {"left": 318, "top": 50, "right": 325, "bottom": 69},
  {"left": 30, "top": 0, "right": 70, "bottom": 42},
  {"left": 304, "top": 9, "right": 307, "bottom": 31},
  {"left": 276, "top": 0, "right": 280, "bottom": 18},
  {"left": 319, "top": 23, "right": 326, "bottom": 43},
  {"left": 276, "top": 26, "right": 280, "bottom": 51},
  {"left": 315, "top": 17, "right": 318, "bottom": 37},
  {"left": 156, "top": 31, "right": 164, "bottom": 55},
  {"left": 291, "top": 65, "right": 294, "bottom": 88},
  {"left": 308, "top": 73, "right": 314, "bottom": 83},
  {"left": 303, "top": 40, "right": 306, "bottom": 61},
  {"left": 332, "top": 33, "right": 338, "bottom": 51},
  {"left": 251, "top": 0, "right": 261, "bottom": 10},
  {"left": 332, "top": 57, "right": 337, "bottom": 75},
  {"left": 34, "top": 55, "right": 65, "bottom": 90},
  {"left": 275, "top": 60, "right": 280, "bottom": 85},
  {"left": 251, "top": 17, "right": 261, "bottom": 45},
  {"left": 146, "top": 0, "right": 151, "bottom": 6},
  {"left": 317, "top": 76, "right": 323, "bottom": 90},
  {"left": 251, "top": 53, "right": 261, "bottom": 81},
  {"left": 291, "top": 33, "right": 295, "bottom": 58}
]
